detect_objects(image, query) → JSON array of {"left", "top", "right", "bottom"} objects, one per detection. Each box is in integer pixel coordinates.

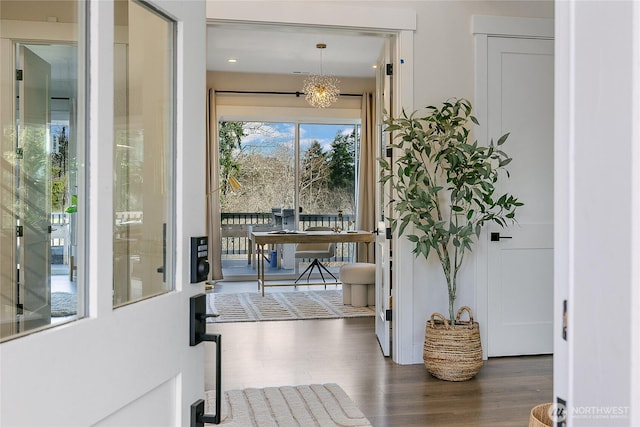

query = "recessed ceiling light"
[{"left": 227, "top": 58, "right": 237, "bottom": 63}]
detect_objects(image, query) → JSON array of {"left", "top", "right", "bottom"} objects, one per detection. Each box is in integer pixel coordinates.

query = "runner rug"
[
  {"left": 206, "top": 290, "right": 374, "bottom": 323},
  {"left": 204, "top": 383, "right": 371, "bottom": 426}
]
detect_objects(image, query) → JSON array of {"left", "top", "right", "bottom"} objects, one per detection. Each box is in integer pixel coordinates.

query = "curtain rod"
[{"left": 214, "top": 90, "right": 362, "bottom": 97}]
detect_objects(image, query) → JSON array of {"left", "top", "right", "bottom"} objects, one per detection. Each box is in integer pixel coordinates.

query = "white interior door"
[
  {"left": 18, "top": 46, "right": 52, "bottom": 330},
  {"left": 486, "top": 37, "right": 554, "bottom": 357},
  {"left": 375, "top": 40, "right": 392, "bottom": 357},
  {"left": 0, "top": 1, "right": 208, "bottom": 425}
]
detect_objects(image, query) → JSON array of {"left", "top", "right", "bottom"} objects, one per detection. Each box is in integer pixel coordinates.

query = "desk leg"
[{"left": 259, "top": 243, "right": 266, "bottom": 296}]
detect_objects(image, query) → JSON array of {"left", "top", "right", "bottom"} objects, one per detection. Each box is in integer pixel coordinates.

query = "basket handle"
[
  {"left": 430, "top": 312, "right": 450, "bottom": 327},
  {"left": 456, "top": 306, "right": 475, "bottom": 323}
]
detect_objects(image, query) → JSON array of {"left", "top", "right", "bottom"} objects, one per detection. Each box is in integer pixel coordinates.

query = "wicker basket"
[
  {"left": 423, "top": 306, "right": 483, "bottom": 381},
  {"left": 529, "top": 403, "right": 553, "bottom": 427}
]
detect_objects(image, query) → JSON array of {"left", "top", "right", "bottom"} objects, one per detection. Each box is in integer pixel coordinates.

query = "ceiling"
[
  {"left": 206, "top": 24, "right": 387, "bottom": 78},
  {"left": 18, "top": 24, "right": 386, "bottom": 102}
]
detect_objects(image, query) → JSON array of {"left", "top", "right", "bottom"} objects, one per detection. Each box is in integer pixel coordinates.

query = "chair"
[{"left": 294, "top": 226, "right": 337, "bottom": 284}]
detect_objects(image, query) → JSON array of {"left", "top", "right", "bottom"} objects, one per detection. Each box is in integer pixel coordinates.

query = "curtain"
[
  {"left": 356, "top": 92, "right": 376, "bottom": 263},
  {"left": 206, "top": 88, "right": 224, "bottom": 280}
]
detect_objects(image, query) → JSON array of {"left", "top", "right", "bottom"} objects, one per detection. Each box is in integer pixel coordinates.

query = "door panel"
[
  {"left": 18, "top": 45, "right": 51, "bottom": 330},
  {"left": 487, "top": 37, "right": 554, "bottom": 356},
  {"left": 0, "top": 1, "right": 206, "bottom": 425}
]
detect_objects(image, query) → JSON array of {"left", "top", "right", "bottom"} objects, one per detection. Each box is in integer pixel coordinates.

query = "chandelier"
[{"left": 302, "top": 43, "right": 340, "bottom": 108}]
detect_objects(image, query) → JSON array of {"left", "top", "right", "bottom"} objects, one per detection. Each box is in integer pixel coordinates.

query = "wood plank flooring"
[{"left": 206, "top": 317, "right": 552, "bottom": 426}]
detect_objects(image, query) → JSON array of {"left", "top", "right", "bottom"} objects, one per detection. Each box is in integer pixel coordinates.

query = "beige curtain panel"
[{"left": 357, "top": 92, "right": 376, "bottom": 263}]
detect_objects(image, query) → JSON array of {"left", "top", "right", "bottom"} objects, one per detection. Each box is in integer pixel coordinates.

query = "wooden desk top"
[{"left": 251, "top": 230, "right": 376, "bottom": 245}]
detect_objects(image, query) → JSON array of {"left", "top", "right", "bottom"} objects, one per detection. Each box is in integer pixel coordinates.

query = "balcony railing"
[{"left": 221, "top": 212, "right": 357, "bottom": 264}]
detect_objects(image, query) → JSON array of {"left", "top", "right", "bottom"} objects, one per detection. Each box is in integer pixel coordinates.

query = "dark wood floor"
[{"left": 206, "top": 317, "right": 552, "bottom": 426}]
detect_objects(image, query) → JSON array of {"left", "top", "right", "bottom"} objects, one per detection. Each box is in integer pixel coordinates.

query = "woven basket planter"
[
  {"left": 529, "top": 403, "right": 553, "bottom": 427},
  {"left": 423, "top": 306, "right": 483, "bottom": 381}
]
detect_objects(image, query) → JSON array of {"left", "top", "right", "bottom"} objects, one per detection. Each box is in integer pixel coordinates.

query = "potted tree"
[{"left": 379, "top": 98, "right": 522, "bottom": 381}]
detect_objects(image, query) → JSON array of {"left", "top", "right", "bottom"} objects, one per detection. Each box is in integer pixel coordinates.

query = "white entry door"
[
  {"left": 486, "top": 37, "right": 554, "bottom": 357},
  {"left": 0, "top": 1, "right": 208, "bottom": 426}
]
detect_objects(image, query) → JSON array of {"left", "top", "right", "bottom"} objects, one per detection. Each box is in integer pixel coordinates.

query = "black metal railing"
[{"left": 220, "top": 212, "right": 356, "bottom": 263}]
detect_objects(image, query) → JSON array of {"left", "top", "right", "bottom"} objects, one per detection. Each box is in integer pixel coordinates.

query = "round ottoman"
[{"left": 339, "top": 263, "right": 375, "bottom": 307}]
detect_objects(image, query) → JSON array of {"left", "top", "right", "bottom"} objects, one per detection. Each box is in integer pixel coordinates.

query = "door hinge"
[
  {"left": 16, "top": 225, "right": 23, "bottom": 237},
  {"left": 385, "top": 147, "right": 392, "bottom": 158},
  {"left": 386, "top": 63, "right": 393, "bottom": 76},
  {"left": 562, "top": 299, "right": 567, "bottom": 341},
  {"left": 16, "top": 69, "right": 23, "bottom": 81},
  {"left": 385, "top": 309, "right": 392, "bottom": 321},
  {"left": 385, "top": 227, "right": 392, "bottom": 240},
  {"left": 48, "top": 225, "right": 52, "bottom": 234},
  {"left": 16, "top": 303, "right": 23, "bottom": 315},
  {"left": 16, "top": 147, "right": 23, "bottom": 159}
]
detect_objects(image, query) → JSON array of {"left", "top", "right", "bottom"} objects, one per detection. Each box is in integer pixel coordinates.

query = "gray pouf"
[{"left": 339, "top": 263, "right": 375, "bottom": 307}]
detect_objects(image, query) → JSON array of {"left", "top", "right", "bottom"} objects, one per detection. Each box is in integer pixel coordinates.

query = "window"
[
  {"left": 113, "top": 0, "right": 176, "bottom": 306},
  {"left": 219, "top": 120, "right": 359, "bottom": 276},
  {"left": 0, "top": 1, "right": 85, "bottom": 341}
]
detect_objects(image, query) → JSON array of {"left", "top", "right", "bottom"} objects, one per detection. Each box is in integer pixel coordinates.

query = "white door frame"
[
  {"left": 556, "top": 2, "right": 640, "bottom": 423},
  {"left": 206, "top": 1, "right": 416, "bottom": 364},
  {"left": 473, "top": 15, "right": 554, "bottom": 359}
]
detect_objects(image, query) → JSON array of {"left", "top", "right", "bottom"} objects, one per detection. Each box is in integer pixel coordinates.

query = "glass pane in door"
[
  {"left": 1, "top": 1, "right": 84, "bottom": 341},
  {"left": 298, "top": 123, "right": 358, "bottom": 268},
  {"left": 298, "top": 124, "right": 358, "bottom": 231},
  {"left": 113, "top": 0, "right": 175, "bottom": 306},
  {"left": 219, "top": 121, "right": 295, "bottom": 275}
]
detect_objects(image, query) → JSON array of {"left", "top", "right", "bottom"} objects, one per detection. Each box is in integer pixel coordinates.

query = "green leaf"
[
  {"left": 499, "top": 158, "right": 512, "bottom": 167},
  {"left": 497, "top": 133, "right": 510, "bottom": 146}
]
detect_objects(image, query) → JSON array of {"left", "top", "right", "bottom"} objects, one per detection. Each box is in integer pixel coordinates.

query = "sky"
[{"left": 239, "top": 122, "right": 357, "bottom": 154}]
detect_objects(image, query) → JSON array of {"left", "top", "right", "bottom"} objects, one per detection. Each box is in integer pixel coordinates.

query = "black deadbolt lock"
[{"left": 190, "top": 236, "right": 210, "bottom": 283}]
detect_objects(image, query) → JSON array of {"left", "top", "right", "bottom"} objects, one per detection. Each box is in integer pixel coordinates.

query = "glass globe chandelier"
[{"left": 302, "top": 43, "right": 340, "bottom": 108}]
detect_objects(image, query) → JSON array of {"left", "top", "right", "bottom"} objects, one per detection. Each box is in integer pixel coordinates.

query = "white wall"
[{"left": 384, "top": 1, "right": 553, "bottom": 363}]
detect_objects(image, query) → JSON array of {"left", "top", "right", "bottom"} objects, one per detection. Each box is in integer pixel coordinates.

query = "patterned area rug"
[
  {"left": 204, "top": 383, "right": 371, "bottom": 426},
  {"left": 206, "top": 290, "right": 374, "bottom": 323},
  {"left": 51, "top": 292, "right": 77, "bottom": 317}
]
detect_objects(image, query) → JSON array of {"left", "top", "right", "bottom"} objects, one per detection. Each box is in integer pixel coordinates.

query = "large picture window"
[{"left": 219, "top": 120, "right": 360, "bottom": 277}]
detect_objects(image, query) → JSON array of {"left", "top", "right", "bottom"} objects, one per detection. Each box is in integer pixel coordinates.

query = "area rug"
[
  {"left": 206, "top": 290, "right": 374, "bottom": 323},
  {"left": 51, "top": 292, "right": 77, "bottom": 317},
  {"left": 204, "top": 383, "right": 371, "bottom": 426}
]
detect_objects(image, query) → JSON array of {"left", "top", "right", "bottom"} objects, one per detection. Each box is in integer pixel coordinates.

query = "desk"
[{"left": 251, "top": 230, "right": 376, "bottom": 296}]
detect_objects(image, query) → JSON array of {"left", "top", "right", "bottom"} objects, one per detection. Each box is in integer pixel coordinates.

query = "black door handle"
[{"left": 490, "top": 232, "right": 513, "bottom": 242}]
